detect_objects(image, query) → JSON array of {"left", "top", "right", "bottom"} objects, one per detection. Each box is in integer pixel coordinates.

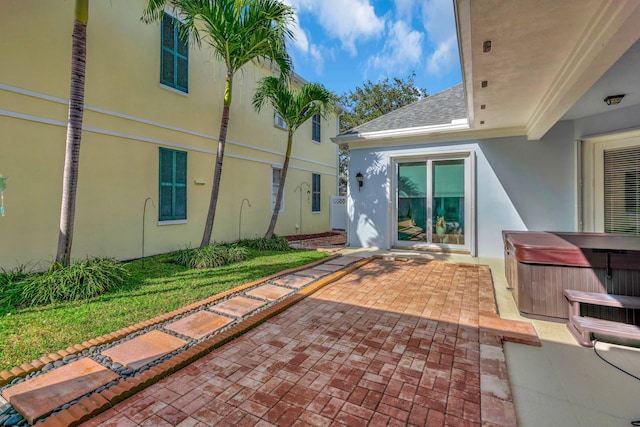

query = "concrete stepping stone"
[
  {"left": 293, "top": 268, "right": 329, "bottom": 279},
  {"left": 2, "top": 358, "right": 119, "bottom": 424},
  {"left": 165, "top": 311, "right": 233, "bottom": 340},
  {"left": 246, "top": 284, "right": 293, "bottom": 301},
  {"left": 271, "top": 275, "right": 314, "bottom": 289},
  {"left": 311, "top": 263, "right": 343, "bottom": 272},
  {"left": 102, "top": 330, "right": 187, "bottom": 370},
  {"left": 212, "top": 296, "right": 265, "bottom": 317},
  {"left": 325, "top": 256, "right": 362, "bottom": 266}
]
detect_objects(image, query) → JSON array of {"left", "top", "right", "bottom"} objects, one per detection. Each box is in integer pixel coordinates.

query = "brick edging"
[{"left": 15, "top": 255, "right": 369, "bottom": 426}]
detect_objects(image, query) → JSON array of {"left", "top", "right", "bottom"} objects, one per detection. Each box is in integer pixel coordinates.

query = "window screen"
[{"left": 604, "top": 145, "right": 640, "bottom": 234}]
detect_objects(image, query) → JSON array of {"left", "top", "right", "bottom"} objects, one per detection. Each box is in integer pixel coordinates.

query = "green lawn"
[{"left": 0, "top": 249, "right": 329, "bottom": 371}]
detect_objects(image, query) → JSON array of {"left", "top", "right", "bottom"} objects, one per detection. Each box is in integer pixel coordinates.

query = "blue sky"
[{"left": 284, "top": 0, "right": 462, "bottom": 97}]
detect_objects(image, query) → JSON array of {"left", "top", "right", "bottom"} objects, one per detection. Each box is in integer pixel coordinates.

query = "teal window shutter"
[
  {"left": 312, "top": 173, "right": 321, "bottom": 212},
  {"left": 312, "top": 114, "right": 321, "bottom": 142},
  {"left": 161, "top": 13, "right": 188, "bottom": 92},
  {"left": 159, "top": 148, "right": 187, "bottom": 221}
]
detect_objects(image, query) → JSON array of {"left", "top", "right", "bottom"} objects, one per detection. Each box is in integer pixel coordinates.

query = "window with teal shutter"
[
  {"left": 161, "top": 13, "right": 188, "bottom": 92},
  {"left": 312, "top": 114, "right": 321, "bottom": 142},
  {"left": 159, "top": 148, "right": 187, "bottom": 221},
  {"left": 312, "top": 173, "right": 321, "bottom": 212}
]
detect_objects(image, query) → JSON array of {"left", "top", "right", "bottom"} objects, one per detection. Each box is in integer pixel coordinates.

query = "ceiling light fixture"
[
  {"left": 604, "top": 94, "right": 625, "bottom": 105},
  {"left": 482, "top": 40, "right": 492, "bottom": 53}
]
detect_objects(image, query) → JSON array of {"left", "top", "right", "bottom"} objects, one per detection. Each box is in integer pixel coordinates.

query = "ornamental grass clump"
[
  {"left": 0, "top": 258, "right": 128, "bottom": 310},
  {"left": 172, "top": 244, "right": 249, "bottom": 269},
  {"left": 0, "top": 264, "right": 31, "bottom": 311},
  {"left": 19, "top": 257, "right": 129, "bottom": 306}
]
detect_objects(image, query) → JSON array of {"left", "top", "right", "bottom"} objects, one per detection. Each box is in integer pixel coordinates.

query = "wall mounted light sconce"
[
  {"left": 482, "top": 40, "right": 492, "bottom": 53},
  {"left": 604, "top": 94, "right": 625, "bottom": 105},
  {"left": 356, "top": 172, "right": 364, "bottom": 191}
]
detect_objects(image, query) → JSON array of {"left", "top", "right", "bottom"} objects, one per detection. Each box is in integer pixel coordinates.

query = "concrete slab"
[
  {"left": 2, "top": 358, "right": 119, "bottom": 424},
  {"left": 310, "top": 263, "right": 343, "bottom": 272},
  {"left": 164, "top": 311, "right": 233, "bottom": 340},
  {"left": 212, "top": 296, "right": 265, "bottom": 318},
  {"left": 102, "top": 331, "right": 187, "bottom": 370},
  {"left": 292, "top": 269, "right": 328, "bottom": 279},
  {"left": 324, "top": 255, "right": 363, "bottom": 266},
  {"left": 245, "top": 284, "right": 293, "bottom": 301},
  {"left": 271, "top": 275, "right": 314, "bottom": 289}
]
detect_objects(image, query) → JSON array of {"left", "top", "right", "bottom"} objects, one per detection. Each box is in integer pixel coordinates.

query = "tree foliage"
[
  {"left": 339, "top": 71, "right": 426, "bottom": 133},
  {"left": 337, "top": 72, "right": 427, "bottom": 194}
]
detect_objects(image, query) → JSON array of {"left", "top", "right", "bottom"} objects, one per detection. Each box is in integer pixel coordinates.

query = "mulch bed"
[{"left": 282, "top": 231, "right": 343, "bottom": 241}]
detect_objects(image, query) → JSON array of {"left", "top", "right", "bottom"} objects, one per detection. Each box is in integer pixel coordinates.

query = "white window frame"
[
  {"left": 390, "top": 150, "right": 476, "bottom": 255},
  {"left": 582, "top": 130, "right": 640, "bottom": 232}
]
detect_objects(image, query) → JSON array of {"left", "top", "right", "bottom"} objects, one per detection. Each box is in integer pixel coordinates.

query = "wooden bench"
[{"left": 563, "top": 289, "right": 640, "bottom": 347}]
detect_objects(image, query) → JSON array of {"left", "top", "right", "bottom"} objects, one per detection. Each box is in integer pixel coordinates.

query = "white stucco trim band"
[
  {"left": 0, "top": 108, "right": 336, "bottom": 178},
  {"left": 0, "top": 83, "right": 337, "bottom": 170}
]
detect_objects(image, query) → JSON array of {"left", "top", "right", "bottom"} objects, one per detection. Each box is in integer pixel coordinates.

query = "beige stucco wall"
[{"left": 0, "top": 0, "right": 338, "bottom": 269}]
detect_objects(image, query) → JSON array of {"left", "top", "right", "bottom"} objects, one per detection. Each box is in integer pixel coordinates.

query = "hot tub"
[{"left": 503, "top": 231, "right": 640, "bottom": 321}]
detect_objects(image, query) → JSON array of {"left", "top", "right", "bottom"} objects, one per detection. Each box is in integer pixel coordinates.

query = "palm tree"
[
  {"left": 253, "top": 76, "right": 335, "bottom": 238},
  {"left": 56, "top": 0, "right": 89, "bottom": 266},
  {"left": 143, "top": 0, "right": 294, "bottom": 247}
]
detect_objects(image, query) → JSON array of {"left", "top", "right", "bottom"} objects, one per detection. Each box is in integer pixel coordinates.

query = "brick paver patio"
[{"left": 80, "top": 258, "right": 523, "bottom": 426}]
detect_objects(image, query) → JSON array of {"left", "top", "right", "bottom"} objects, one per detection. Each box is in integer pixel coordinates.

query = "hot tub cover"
[{"left": 503, "top": 231, "right": 640, "bottom": 268}]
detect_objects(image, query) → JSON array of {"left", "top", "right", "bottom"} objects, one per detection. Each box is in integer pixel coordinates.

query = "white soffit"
[{"left": 458, "top": 0, "right": 640, "bottom": 140}]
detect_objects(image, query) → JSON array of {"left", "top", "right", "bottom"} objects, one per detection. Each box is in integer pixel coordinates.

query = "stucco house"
[
  {"left": 334, "top": 0, "right": 640, "bottom": 260},
  {"left": 0, "top": 0, "right": 339, "bottom": 269}
]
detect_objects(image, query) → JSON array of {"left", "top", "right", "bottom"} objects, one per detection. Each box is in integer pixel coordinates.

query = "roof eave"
[{"left": 332, "top": 120, "right": 470, "bottom": 144}]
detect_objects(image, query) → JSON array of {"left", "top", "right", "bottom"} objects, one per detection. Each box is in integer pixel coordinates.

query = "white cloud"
[
  {"left": 286, "top": 0, "right": 385, "bottom": 55},
  {"left": 288, "top": 13, "right": 309, "bottom": 53},
  {"left": 367, "top": 20, "right": 424, "bottom": 76},
  {"left": 308, "top": 45, "right": 325, "bottom": 75},
  {"left": 421, "top": 0, "right": 459, "bottom": 75},
  {"left": 394, "top": 0, "right": 416, "bottom": 20}
]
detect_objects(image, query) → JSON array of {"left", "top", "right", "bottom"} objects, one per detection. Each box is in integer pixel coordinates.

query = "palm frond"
[{"left": 253, "top": 76, "right": 335, "bottom": 132}]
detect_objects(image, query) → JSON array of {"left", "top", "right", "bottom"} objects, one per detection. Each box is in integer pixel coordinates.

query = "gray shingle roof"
[{"left": 341, "top": 83, "right": 466, "bottom": 135}]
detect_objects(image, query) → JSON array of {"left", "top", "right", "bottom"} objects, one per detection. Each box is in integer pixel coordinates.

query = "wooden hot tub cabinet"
[{"left": 503, "top": 231, "right": 640, "bottom": 321}]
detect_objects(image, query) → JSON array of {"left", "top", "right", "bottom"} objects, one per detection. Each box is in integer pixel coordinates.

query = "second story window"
[
  {"left": 312, "top": 114, "right": 321, "bottom": 142},
  {"left": 161, "top": 13, "right": 188, "bottom": 93}
]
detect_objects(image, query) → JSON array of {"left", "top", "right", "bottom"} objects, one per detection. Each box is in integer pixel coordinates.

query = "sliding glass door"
[{"left": 395, "top": 154, "right": 472, "bottom": 251}]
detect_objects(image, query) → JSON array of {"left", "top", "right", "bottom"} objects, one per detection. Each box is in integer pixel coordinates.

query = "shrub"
[
  {"left": 19, "top": 257, "right": 129, "bottom": 306},
  {"left": 0, "top": 264, "right": 31, "bottom": 311},
  {"left": 226, "top": 245, "right": 250, "bottom": 263},
  {"left": 172, "top": 244, "right": 249, "bottom": 269},
  {"left": 172, "top": 246, "right": 196, "bottom": 267},
  {"left": 238, "top": 236, "right": 291, "bottom": 251}
]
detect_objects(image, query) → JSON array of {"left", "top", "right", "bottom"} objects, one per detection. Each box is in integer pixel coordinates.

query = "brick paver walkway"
[{"left": 81, "top": 259, "right": 520, "bottom": 426}]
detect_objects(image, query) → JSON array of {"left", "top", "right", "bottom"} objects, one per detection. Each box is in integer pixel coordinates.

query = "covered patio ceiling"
[{"left": 456, "top": 0, "right": 640, "bottom": 140}]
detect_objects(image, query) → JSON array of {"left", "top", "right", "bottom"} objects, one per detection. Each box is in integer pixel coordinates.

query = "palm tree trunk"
[
  {"left": 265, "top": 131, "right": 293, "bottom": 239},
  {"left": 56, "top": 0, "right": 88, "bottom": 266},
  {"left": 201, "top": 72, "right": 233, "bottom": 247}
]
